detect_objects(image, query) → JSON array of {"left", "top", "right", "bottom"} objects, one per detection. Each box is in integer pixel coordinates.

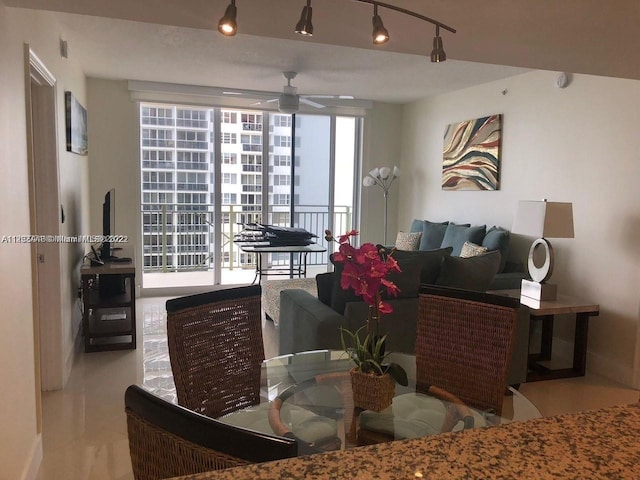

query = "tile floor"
[{"left": 35, "top": 296, "right": 639, "bottom": 480}]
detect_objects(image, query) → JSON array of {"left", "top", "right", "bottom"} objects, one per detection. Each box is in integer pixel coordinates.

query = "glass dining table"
[{"left": 260, "top": 349, "right": 542, "bottom": 452}]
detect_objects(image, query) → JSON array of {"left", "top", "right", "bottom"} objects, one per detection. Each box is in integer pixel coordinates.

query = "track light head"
[
  {"left": 295, "top": 1, "right": 314, "bottom": 36},
  {"left": 217, "top": 0, "right": 455, "bottom": 61},
  {"left": 430, "top": 26, "right": 446, "bottom": 62},
  {"left": 372, "top": 6, "right": 389, "bottom": 45},
  {"left": 218, "top": 0, "right": 237, "bottom": 36}
]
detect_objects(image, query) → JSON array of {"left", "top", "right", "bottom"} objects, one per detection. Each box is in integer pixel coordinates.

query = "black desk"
[
  {"left": 81, "top": 258, "right": 136, "bottom": 352},
  {"left": 238, "top": 243, "right": 326, "bottom": 284}
]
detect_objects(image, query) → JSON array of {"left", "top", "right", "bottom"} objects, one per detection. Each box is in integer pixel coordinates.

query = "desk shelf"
[{"left": 81, "top": 262, "right": 136, "bottom": 352}]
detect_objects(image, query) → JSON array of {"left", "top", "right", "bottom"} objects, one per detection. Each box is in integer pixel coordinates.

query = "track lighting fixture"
[
  {"left": 216, "top": 0, "right": 455, "bottom": 61},
  {"left": 217, "top": 0, "right": 237, "bottom": 36},
  {"left": 371, "top": 5, "right": 389, "bottom": 45},
  {"left": 430, "top": 25, "right": 446, "bottom": 63},
  {"left": 295, "top": 0, "right": 314, "bottom": 36}
]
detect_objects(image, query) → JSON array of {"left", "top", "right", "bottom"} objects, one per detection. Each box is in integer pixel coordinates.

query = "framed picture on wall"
[
  {"left": 65, "top": 91, "right": 88, "bottom": 155},
  {"left": 442, "top": 114, "right": 501, "bottom": 190}
]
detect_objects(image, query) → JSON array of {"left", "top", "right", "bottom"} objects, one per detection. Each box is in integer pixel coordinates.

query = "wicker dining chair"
[
  {"left": 357, "top": 285, "right": 520, "bottom": 445},
  {"left": 125, "top": 385, "right": 297, "bottom": 480},
  {"left": 166, "top": 284, "right": 339, "bottom": 452},
  {"left": 415, "top": 285, "right": 520, "bottom": 416},
  {"left": 166, "top": 285, "right": 265, "bottom": 418}
]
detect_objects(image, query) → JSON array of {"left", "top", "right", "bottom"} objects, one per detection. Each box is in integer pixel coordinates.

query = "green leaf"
[{"left": 385, "top": 363, "right": 409, "bottom": 386}]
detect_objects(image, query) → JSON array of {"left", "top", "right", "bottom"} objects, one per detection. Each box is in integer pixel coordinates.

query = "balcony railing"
[{"left": 141, "top": 203, "right": 352, "bottom": 273}]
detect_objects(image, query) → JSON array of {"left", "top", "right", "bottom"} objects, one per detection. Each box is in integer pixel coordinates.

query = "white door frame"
[{"left": 25, "top": 45, "right": 65, "bottom": 393}]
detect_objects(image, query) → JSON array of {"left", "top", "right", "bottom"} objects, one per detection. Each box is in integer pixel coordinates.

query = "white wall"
[
  {"left": 87, "top": 79, "right": 142, "bottom": 292},
  {"left": 0, "top": 4, "right": 89, "bottom": 478},
  {"left": 399, "top": 70, "right": 640, "bottom": 387},
  {"left": 361, "top": 102, "right": 403, "bottom": 244}
]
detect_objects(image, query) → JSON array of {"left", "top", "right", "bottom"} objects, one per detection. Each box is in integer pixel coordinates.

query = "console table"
[
  {"left": 81, "top": 256, "right": 136, "bottom": 352},
  {"left": 237, "top": 243, "right": 326, "bottom": 284}
]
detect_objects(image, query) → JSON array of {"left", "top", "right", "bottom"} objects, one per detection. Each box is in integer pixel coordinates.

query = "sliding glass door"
[{"left": 139, "top": 103, "right": 361, "bottom": 288}]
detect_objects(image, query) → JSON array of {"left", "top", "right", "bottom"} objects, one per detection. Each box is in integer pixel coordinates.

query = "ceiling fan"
[{"left": 252, "top": 71, "right": 353, "bottom": 114}]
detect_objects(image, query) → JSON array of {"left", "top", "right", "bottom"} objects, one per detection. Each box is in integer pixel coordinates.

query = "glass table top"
[{"left": 261, "top": 350, "right": 542, "bottom": 451}]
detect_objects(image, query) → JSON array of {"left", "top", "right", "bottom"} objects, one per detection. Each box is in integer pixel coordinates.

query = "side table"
[
  {"left": 490, "top": 290, "right": 599, "bottom": 382},
  {"left": 521, "top": 294, "right": 599, "bottom": 382}
]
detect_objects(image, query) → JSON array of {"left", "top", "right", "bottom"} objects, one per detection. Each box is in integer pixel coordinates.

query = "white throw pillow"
[
  {"left": 460, "top": 241, "right": 489, "bottom": 258},
  {"left": 395, "top": 231, "right": 422, "bottom": 251}
]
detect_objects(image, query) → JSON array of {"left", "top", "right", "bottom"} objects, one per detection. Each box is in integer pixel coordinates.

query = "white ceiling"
[{"left": 6, "top": 0, "right": 640, "bottom": 103}]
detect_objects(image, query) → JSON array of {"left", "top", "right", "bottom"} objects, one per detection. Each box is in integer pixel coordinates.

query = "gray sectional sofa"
[{"left": 278, "top": 219, "right": 530, "bottom": 386}]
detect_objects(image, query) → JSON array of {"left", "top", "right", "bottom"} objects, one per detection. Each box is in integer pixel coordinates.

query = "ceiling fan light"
[
  {"left": 430, "top": 26, "right": 446, "bottom": 62},
  {"left": 295, "top": 3, "right": 313, "bottom": 36},
  {"left": 372, "top": 14, "right": 389, "bottom": 45},
  {"left": 217, "top": 1, "right": 238, "bottom": 36},
  {"left": 278, "top": 94, "right": 299, "bottom": 114}
]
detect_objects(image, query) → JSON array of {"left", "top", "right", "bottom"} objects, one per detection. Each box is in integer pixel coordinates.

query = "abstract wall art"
[
  {"left": 65, "top": 91, "right": 88, "bottom": 155},
  {"left": 442, "top": 114, "right": 501, "bottom": 191}
]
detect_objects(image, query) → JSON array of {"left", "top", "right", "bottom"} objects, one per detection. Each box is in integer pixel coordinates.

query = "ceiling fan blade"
[
  {"left": 299, "top": 97, "right": 326, "bottom": 109},
  {"left": 250, "top": 98, "right": 279, "bottom": 106},
  {"left": 303, "top": 94, "right": 356, "bottom": 100}
]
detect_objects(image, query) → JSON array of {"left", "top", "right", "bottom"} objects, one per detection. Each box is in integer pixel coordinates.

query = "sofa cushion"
[
  {"left": 329, "top": 259, "right": 362, "bottom": 314},
  {"left": 329, "top": 253, "right": 423, "bottom": 314},
  {"left": 482, "top": 226, "right": 510, "bottom": 273},
  {"left": 316, "top": 272, "right": 335, "bottom": 307},
  {"left": 434, "top": 250, "right": 501, "bottom": 292},
  {"left": 389, "top": 247, "right": 453, "bottom": 285},
  {"left": 410, "top": 219, "right": 450, "bottom": 251},
  {"left": 441, "top": 223, "right": 486, "bottom": 256},
  {"left": 385, "top": 258, "right": 422, "bottom": 299},
  {"left": 395, "top": 231, "right": 422, "bottom": 251}
]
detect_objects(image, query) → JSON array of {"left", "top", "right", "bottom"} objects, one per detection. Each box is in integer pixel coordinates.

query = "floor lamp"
[{"left": 363, "top": 166, "right": 400, "bottom": 245}]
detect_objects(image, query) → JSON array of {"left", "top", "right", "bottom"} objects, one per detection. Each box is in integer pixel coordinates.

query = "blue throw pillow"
[
  {"left": 441, "top": 223, "right": 486, "bottom": 256},
  {"left": 420, "top": 220, "right": 450, "bottom": 250},
  {"left": 482, "top": 226, "right": 510, "bottom": 273},
  {"left": 410, "top": 219, "right": 424, "bottom": 234},
  {"left": 410, "top": 219, "right": 450, "bottom": 250}
]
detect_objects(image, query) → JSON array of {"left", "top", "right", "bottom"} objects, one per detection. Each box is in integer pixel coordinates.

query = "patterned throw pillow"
[
  {"left": 460, "top": 241, "right": 489, "bottom": 258},
  {"left": 395, "top": 231, "right": 422, "bottom": 251}
]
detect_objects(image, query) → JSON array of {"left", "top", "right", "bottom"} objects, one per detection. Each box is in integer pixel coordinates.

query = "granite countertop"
[{"left": 170, "top": 403, "right": 640, "bottom": 480}]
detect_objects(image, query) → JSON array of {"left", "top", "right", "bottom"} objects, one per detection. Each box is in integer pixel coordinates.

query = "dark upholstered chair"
[
  {"left": 358, "top": 285, "right": 520, "bottom": 445},
  {"left": 125, "top": 385, "right": 297, "bottom": 480},
  {"left": 166, "top": 284, "right": 338, "bottom": 452}
]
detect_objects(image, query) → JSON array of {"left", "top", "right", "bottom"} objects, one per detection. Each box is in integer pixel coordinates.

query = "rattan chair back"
[
  {"left": 416, "top": 285, "right": 520, "bottom": 415},
  {"left": 166, "top": 285, "right": 264, "bottom": 418},
  {"left": 125, "top": 385, "right": 297, "bottom": 480}
]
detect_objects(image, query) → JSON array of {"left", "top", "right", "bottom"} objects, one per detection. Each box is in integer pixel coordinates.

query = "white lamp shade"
[
  {"left": 512, "top": 201, "right": 574, "bottom": 239},
  {"left": 392, "top": 166, "right": 400, "bottom": 177},
  {"left": 379, "top": 167, "right": 391, "bottom": 179},
  {"left": 369, "top": 168, "right": 380, "bottom": 179},
  {"left": 362, "top": 175, "right": 375, "bottom": 187}
]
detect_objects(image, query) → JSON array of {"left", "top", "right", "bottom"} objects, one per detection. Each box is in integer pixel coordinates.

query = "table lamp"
[{"left": 511, "top": 200, "right": 574, "bottom": 301}]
